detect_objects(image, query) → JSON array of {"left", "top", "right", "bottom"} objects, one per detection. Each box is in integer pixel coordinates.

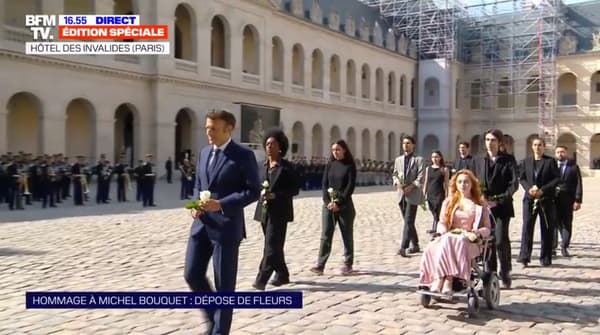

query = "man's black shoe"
[
  {"left": 270, "top": 278, "right": 290, "bottom": 287},
  {"left": 561, "top": 247, "right": 571, "bottom": 257},
  {"left": 408, "top": 246, "right": 420, "bottom": 254},
  {"left": 252, "top": 281, "right": 266, "bottom": 291},
  {"left": 500, "top": 273, "right": 512, "bottom": 289},
  {"left": 397, "top": 248, "right": 408, "bottom": 257}
]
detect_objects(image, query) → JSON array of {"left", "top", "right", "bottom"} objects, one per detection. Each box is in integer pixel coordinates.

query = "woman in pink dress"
[{"left": 419, "top": 169, "right": 491, "bottom": 295}]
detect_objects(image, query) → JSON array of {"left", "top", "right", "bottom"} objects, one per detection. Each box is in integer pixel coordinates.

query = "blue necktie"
[{"left": 209, "top": 149, "right": 220, "bottom": 173}]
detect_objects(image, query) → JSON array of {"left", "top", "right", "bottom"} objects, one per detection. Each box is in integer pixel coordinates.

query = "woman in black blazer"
[{"left": 252, "top": 128, "right": 299, "bottom": 290}]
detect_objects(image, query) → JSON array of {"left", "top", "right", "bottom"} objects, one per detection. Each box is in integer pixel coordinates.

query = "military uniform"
[
  {"left": 141, "top": 155, "right": 156, "bottom": 207},
  {"left": 114, "top": 158, "right": 128, "bottom": 202}
]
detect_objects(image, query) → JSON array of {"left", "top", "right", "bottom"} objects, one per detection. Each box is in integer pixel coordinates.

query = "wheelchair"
[{"left": 416, "top": 215, "right": 501, "bottom": 318}]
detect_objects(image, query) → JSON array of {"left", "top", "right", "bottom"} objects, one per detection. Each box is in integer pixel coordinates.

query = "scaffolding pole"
[{"left": 360, "top": 0, "right": 562, "bottom": 148}]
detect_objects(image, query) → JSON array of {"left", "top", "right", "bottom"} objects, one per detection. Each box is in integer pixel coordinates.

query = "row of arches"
[
  {"left": 6, "top": 92, "right": 140, "bottom": 164},
  {"left": 174, "top": 6, "right": 416, "bottom": 106},
  {"left": 464, "top": 71, "right": 600, "bottom": 110},
  {"left": 4, "top": 92, "right": 408, "bottom": 163},
  {"left": 290, "top": 122, "right": 404, "bottom": 161},
  {"left": 423, "top": 71, "right": 600, "bottom": 110}
]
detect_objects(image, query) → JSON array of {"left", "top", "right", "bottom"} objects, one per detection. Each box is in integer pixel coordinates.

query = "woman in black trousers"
[
  {"left": 310, "top": 140, "right": 357, "bottom": 276},
  {"left": 424, "top": 150, "right": 449, "bottom": 238},
  {"left": 252, "top": 128, "right": 299, "bottom": 290}
]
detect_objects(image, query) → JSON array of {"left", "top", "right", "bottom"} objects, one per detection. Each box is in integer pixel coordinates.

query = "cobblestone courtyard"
[{"left": 1, "top": 179, "right": 599, "bottom": 334}]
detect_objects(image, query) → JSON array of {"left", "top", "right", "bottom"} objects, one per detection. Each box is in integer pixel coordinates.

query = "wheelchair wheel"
[
  {"left": 467, "top": 292, "right": 479, "bottom": 318},
  {"left": 483, "top": 272, "right": 500, "bottom": 310},
  {"left": 420, "top": 293, "right": 432, "bottom": 307}
]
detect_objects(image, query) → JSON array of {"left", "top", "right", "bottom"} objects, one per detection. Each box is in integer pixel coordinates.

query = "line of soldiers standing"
[
  {"left": 291, "top": 156, "right": 394, "bottom": 190},
  {"left": 0, "top": 152, "right": 157, "bottom": 210}
]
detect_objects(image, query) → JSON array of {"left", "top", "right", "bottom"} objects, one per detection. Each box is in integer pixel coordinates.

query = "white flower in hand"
[
  {"left": 327, "top": 187, "right": 334, "bottom": 195},
  {"left": 199, "top": 191, "right": 211, "bottom": 203},
  {"left": 466, "top": 232, "right": 478, "bottom": 242},
  {"left": 262, "top": 180, "right": 270, "bottom": 188}
]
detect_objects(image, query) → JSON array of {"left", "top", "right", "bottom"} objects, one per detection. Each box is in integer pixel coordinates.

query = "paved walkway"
[{"left": 1, "top": 179, "right": 599, "bottom": 334}]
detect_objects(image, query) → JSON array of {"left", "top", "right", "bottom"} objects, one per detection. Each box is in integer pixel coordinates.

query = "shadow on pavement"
[
  {"left": 446, "top": 301, "right": 599, "bottom": 326},
  {"left": 349, "top": 270, "right": 419, "bottom": 278},
  {"left": 291, "top": 280, "right": 414, "bottom": 293},
  {"left": 513, "top": 273, "right": 600, "bottom": 284},
  {"left": 0, "top": 247, "right": 48, "bottom": 256},
  {"left": 515, "top": 285, "right": 600, "bottom": 298}
]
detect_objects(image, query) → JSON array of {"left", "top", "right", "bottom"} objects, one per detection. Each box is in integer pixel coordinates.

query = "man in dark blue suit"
[
  {"left": 553, "top": 146, "right": 583, "bottom": 257},
  {"left": 184, "top": 110, "right": 260, "bottom": 335}
]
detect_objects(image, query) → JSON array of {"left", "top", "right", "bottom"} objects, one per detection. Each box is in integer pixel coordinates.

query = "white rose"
[
  {"left": 327, "top": 187, "right": 334, "bottom": 194},
  {"left": 262, "top": 180, "right": 270, "bottom": 188},
  {"left": 199, "top": 191, "right": 211, "bottom": 202}
]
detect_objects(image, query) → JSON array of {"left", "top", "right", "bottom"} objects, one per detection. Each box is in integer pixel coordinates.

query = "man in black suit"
[
  {"left": 473, "top": 129, "right": 518, "bottom": 288},
  {"left": 553, "top": 146, "right": 582, "bottom": 257},
  {"left": 252, "top": 129, "right": 299, "bottom": 290},
  {"left": 453, "top": 141, "right": 474, "bottom": 174},
  {"left": 518, "top": 136, "right": 561, "bottom": 267},
  {"left": 184, "top": 110, "right": 260, "bottom": 335}
]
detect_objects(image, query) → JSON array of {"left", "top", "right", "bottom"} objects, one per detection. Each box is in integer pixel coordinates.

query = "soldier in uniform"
[
  {"left": 134, "top": 159, "right": 144, "bottom": 202},
  {"left": 165, "top": 156, "right": 173, "bottom": 184},
  {"left": 95, "top": 155, "right": 107, "bottom": 204},
  {"left": 179, "top": 158, "right": 193, "bottom": 200},
  {"left": 0, "top": 155, "right": 7, "bottom": 206},
  {"left": 39, "top": 156, "right": 56, "bottom": 208},
  {"left": 141, "top": 154, "right": 156, "bottom": 207},
  {"left": 51, "top": 155, "right": 63, "bottom": 204},
  {"left": 114, "top": 154, "right": 128, "bottom": 202},
  {"left": 27, "top": 156, "right": 38, "bottom": 205},
  {"left": 61, "top": 155, "right": 72, "bottom": 199},
  {"left": 71, "top": 156, "right": 85, "bottom": 206}
]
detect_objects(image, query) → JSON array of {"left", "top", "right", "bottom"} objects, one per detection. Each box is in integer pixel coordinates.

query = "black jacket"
[
  {"left": 519, "top": 155, "right": 561, "bottom": 202},
  {"left": 556, "top": 160, "right": 583, "bottom": 204},
  {"left": 453, "top": 155, "right": 474, "bottom": 173},
  {"left": 254, "top": 159, "right": 299, "bottom": 223},
  {"left": 473, "top": 152, "right": 518, "bottom": 218}
]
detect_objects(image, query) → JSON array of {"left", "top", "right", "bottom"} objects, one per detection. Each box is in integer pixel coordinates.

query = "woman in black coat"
[{"left": 252, "top": 128, "right": 299, "bottom": 290}]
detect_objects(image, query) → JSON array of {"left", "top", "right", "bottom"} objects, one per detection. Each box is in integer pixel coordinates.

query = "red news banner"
[{"left": 58, "top": 25, "right": 168, "bottom": 40}]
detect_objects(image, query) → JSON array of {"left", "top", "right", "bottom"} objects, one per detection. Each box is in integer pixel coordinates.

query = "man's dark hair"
[
  {"left": 263, "top": 128, "right": 290, "bottom": 157},
  {"left": 402, "top": 135, "right": 416, "bottom": 144},
  {"left": 485, "top": 128, "right": 504, "bottom": 143},
  {"left": 555, "top": 145, "right": 568, "bottom": 151},
  {"left": 207, "top": 109, "right": 236, "bottom": 128},
  {"left": 459, "top": 141, "right": 470, "bottom": 148},
  {"left": 330, "top": 140, "right": 355, "bottom": 165}
]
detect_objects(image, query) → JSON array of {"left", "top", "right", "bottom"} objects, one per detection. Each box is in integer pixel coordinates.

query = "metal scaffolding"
[
  {"left": 359, "top": 0, "right": 467, "bottom": 60},
  {"left": 462, "top": 0, "right": 562, "bottom": 147},
  {"left": 359, "top": 0, "right": 563, "bottom": 147}
]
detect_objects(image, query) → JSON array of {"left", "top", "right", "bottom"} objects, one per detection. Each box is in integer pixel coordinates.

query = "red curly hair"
[{"left": 443, "top": 169, "right": 484, "bottom": 230}]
